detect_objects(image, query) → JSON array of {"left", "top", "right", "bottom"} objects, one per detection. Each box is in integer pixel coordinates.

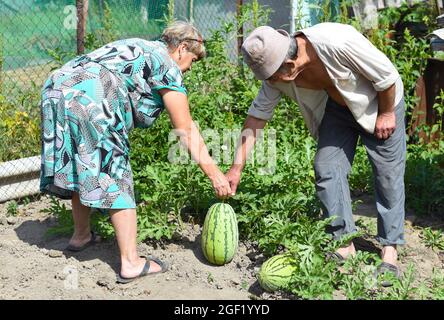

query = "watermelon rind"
[
  {"left": 258, "top": 253, "right": 297, "bottom": 292},
  {"left": 201, "top": 203, "right": 239, "bottom": 265}
]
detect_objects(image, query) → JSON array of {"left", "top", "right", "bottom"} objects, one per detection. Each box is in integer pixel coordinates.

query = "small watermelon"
[
  {"left": 201, "top": 203, "right": 238, "bottom": 265},
  {"left": 258, "top": 253, "right": 297, "bottom": 292}
]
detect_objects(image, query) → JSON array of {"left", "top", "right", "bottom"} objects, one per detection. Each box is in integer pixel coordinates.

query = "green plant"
[
  {"left": 0, "top": 92, "right": 41, "bottom": 162},
  {"left": 405, "top": 142, "right": 444, "bottom": 216},
  {"left": 420, "top": 227, "right": 444, "bottom": 251},
  {"left": 46, "top": 47, "right": 76, "bottom": 71},
  {"left": 376, "top": 264, "right": 417, "bottom": 300},
  {"left": 355, "top": 217, "right": 378, "bottom": 236},
  {"left": 339, "top": 251, "right": 380, "bottom": 300},
  {"left": 43, "top": 197, "right": 115, "bottom": 239},
  {"left": 429, "top": 269, "right": 444, "bottom": 299},
  {"left": 237, "top": 0, "right": 272, "bottom": 34},
  {"left": 84, "top": 1, "right": 119, "bottom": 51},
  {"left": 42, "top": 197, "right": 74, "bottom": 237},
  {"left": 162, "top": 0, "right": 176, "bottom": 25},
  {"left": 397, "top": 30, "right": 431, "bottom": 121},
  {"left": 0, "top": 33, "right": 3, "bottom": 92},
  {"left": 6, "top": 200, "right": 18, "bottom": 217},
  {"left": 430, "top": 90, "right": 444, "bottom": 139}
]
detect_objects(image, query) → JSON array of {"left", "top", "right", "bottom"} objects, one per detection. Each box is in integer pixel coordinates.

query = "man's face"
[{"left": 266, "top": 61, "right": 298, "bottom": 84}]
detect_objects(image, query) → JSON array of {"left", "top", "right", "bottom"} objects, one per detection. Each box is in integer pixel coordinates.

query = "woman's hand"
[{"left": 209, "top": 170, "right": 233, "bottom": 199}]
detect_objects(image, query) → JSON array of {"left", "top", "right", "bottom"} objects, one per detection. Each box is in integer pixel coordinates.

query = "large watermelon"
[
  {"left": 258, "top": 253, "right": 297, "bottom": 292},
  {"left": 201, "top": 203, "right": 238, "bottom": 265}
]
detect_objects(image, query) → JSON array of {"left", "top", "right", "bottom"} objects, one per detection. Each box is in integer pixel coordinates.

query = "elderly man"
[{"left": 226, "top": 23, "right": 405, "bottom": 281}]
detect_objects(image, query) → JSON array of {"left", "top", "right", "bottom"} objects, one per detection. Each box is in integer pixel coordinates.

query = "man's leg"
[
  {"left": 360, "top": 99, "right": 406, "bottom": 265},
  {"left": 314, "top": 99, "right": 360, "bottom": 257}
]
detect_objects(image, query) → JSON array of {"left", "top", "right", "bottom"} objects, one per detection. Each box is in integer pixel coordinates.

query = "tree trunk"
[{"left": 76, "top": 0, "right": 89, "bottom": 55}]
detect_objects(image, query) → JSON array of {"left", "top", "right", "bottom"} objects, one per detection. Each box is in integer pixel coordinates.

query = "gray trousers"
[{"left": 314, "top": 98, "right": 406, "bottom": 246}]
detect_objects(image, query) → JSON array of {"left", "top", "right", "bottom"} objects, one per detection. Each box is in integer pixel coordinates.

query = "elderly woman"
[{"left": 40, "top": 21, "right": 232, "bottom": 283}]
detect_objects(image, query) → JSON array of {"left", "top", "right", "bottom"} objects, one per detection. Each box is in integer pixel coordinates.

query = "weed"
[
  {"left": 6, "top": 200, "right": 18, "bottom": 217},
  {"left": 420, "top": 227, "right": 444, "bottom": 251}
]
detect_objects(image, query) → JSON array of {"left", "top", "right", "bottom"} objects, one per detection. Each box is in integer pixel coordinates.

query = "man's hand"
[
  {"left": 375, "top": 111, "right": 396, "bottom": 140},
  {"left": 209, "top": 170, "right": 233, "bottom": 199},
  {"left": 375, "top": 83, "right": 396, "bottom": 140},
  {"left": 225, "top": 167, "right": 242, "bottom": 195}
]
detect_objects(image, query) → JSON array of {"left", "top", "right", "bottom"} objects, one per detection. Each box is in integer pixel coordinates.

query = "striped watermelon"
[
  {"left": 201, "top": 203, "right": 238, "bottom": 265},
  {"left": 258, "top": 253, "right": 297, "bottom": 292}
]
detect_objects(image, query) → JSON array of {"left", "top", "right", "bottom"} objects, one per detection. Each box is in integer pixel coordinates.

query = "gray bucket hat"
[{"left": 241, "top": 26, "right": 292, "bottom": 80}]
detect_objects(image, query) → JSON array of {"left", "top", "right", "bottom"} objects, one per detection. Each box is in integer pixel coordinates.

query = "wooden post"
[
  {"left": 189, "top": 0, "right": 194, "bottom": 24},
  {"left": 435, "top": 0, "right": 441, "bottom": 16},
  {"left": 236, "top": 0, "right": 243, "bottom": 59},
  {"left": 76, "top": 0, "right": 89, "bottom": 55},
  {"left": 236, "top": 0, "right": 245, "bottom": 77}
]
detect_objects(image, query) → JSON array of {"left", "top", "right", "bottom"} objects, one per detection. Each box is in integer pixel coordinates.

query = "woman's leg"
[
  {"left": 110, "top": 208, "right": 161, "bottom": 278},
  {"left": 69, "top": 192, "right": 93, "bottom": 247}
]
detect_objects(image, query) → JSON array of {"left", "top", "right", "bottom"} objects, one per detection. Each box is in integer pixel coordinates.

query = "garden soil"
[{"left": 0, "top": 194, "right": 443, "bottom": 300}]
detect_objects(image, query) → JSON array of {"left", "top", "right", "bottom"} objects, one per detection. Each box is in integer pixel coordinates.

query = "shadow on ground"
[{"left": 14, "top": 218, "right": 121, "bottom": 274}]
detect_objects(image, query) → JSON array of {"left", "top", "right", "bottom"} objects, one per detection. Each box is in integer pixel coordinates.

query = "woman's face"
[
  {"left": 179, "top": 50, "right": 198, "bottom": 73},
  {"left": 172, "top": 43, "right": 199, "bottom": 73}
]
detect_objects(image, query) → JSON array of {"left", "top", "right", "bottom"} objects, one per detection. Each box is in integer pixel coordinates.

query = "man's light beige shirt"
[{"left": 248, "top": 22, "right": 404, "bottom": 139}]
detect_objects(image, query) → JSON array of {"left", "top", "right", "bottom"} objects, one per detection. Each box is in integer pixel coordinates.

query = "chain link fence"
[{"left": 0, "top": 0, "right": 170, "bottom": 202}]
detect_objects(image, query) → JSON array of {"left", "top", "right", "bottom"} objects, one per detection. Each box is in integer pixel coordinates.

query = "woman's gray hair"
[{"left": 160, "top": 21, "right": 206, "bottom": 60}]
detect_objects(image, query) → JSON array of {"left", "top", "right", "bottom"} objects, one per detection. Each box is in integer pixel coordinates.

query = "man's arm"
[
  {"left": 226, "top": 115, "right": 267, "bottom": 194},
  {"left": 226, "top": 80, "right": 280, "bottom": 194},
  {"left": 375, "top": 83, "right": 396, "bottom": 140}
]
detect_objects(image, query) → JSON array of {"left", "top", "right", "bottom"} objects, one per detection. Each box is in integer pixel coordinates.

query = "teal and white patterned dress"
[{"left": 40, "top": 39, "right": 186, "bottom": 209}]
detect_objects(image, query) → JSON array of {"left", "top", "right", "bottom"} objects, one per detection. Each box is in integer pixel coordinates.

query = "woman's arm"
[{"left": 160, "top": 89, "right": 232, "bottom": 198}]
